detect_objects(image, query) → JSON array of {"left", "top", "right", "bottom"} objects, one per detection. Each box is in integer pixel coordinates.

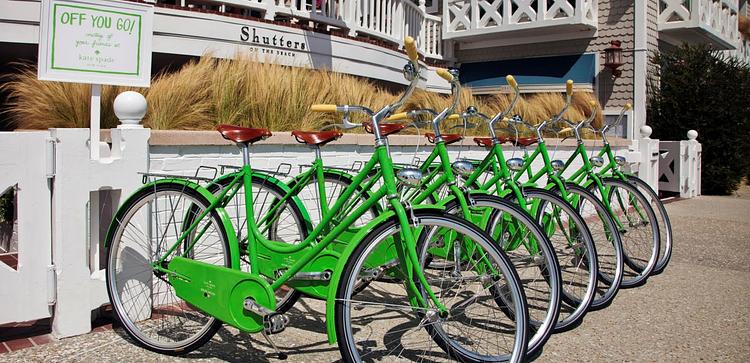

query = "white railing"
[
  {"left": 741, "top": 36, "right": 750, "bottom": 63},
  {"left": 442, "top": 0, "right": 597, "bottom": 39},
  {"left": 148, "top": 0, "right": 443, "bottom": 59},
  {"left": 659, "top": 0, "right": 739, "bottom": 49},
  {"left": 729, "top": 35, "right": 750, "bottom": 64}
]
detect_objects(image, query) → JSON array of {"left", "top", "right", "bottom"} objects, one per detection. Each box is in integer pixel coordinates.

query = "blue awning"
[{"left": 459, "top": 53, "right": 596, "bottom": 89}]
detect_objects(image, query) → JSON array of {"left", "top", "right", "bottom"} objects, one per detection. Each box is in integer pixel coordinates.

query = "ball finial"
[
  {"left": 639, "top": 125, "right": 652, "bottom": 138},
  {"left": 114, "top": 91, "right": 147, "bottom": 129}
]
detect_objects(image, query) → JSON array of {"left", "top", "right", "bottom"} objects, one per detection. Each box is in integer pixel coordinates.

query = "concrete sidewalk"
[{"left": 2, "top": 189, "right": 749, "bottom": 362}]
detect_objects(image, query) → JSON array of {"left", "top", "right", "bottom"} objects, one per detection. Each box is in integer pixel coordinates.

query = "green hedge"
[{"left": 648, "top": 45, "right": 750, "bottom": 195}]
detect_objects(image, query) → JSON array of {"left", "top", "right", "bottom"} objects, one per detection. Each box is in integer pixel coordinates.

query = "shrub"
[
  {"left": 648, "top": 44, "right": 750, "bottom": 194},
  {"left": 0, "top": 187, "right": 14, "bottom": 223},
  {"left": 1, "top": 56, "right": 602, "bottom": 137}
]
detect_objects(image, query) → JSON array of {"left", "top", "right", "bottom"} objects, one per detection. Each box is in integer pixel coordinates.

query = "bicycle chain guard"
[{"left": 168, "top": 257, "right": 276, "bottom": 333}]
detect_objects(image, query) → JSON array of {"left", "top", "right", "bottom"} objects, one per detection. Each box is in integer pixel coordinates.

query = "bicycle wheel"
[
  {"left": 205, "top": 174, "right": 308, "bottom": 313},
  {"left": 445, "top": 194, "right": 561, "bottom": 356},
  {"left": 106, "top": 182, "right": 229, "bottom": 354},
  {"left": 334, "top": 210, "right": 528, "bottom": 362},
  {"left": 518, "top": 188, "right": 598, "bottom": 332},
  {"left": 626, "top": 175, "right": 673, "bottom": 275},
  {"left": 562, "top": 183, "right": 624, "bottom": 310},
  {"left": 593, "top": 178, "right": 660, "bottom": 288}
]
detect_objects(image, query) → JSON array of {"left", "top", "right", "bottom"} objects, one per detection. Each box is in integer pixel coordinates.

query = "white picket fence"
[
  {"left": 145, "top": 0, "right": 443, "bottom": 59},
  {"left": 0, "top": 92, "right": 150, "bottom": 338},
  {"left": 658, "top": 130, "right": 703, "bottom": 198}
]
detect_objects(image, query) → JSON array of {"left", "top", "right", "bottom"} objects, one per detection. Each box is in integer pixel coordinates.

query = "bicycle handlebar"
[
  {"left": 600, "top": 103, "right": 631, "bottom": 135},
  {"left": 436, "top": 68, "right": 454, "bottom": 82},
  {"left": 310, "top": 104, "right": 338, "bottom": 113},
  {"left": 405, "top": 36, "right": 419, "bottom": 63},
  {"left": 309, "top": 37, "right": 422, "bottom": 139}
]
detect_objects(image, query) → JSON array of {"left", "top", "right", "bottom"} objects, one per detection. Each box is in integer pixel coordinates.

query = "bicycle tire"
[
  {"left": 444, "top": 194, "right": 561, "bottom": 356},
  {"left": 106, "top": 182, "right": 228, "bottom": 355},
  {"left": 509, "top": 187, "right": 598, "bottom": 332},
  {"left": 626, "top": 175, "right": 673, "bottom": 275},
  {"left": 334, "top": 210, "right": 529, "bottom": 363},
  {"left": 590, "top": 178, "right": 660, "bottom": 288},
  {"left": 559, "top": 183, "right": 624, "bottom": 310}
]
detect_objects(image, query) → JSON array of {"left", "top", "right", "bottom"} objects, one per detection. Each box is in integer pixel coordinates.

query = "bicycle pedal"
[{"left": 263, "top": 312, "right": 290, "bottom": 335}]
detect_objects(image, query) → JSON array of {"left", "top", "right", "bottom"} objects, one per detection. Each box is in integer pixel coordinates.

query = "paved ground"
[{"left": 3, "top": 187, "right": 750, "bottom": 362}]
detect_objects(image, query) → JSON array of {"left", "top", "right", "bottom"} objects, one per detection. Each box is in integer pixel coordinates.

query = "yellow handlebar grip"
[
  {"left": 405, "top": 36, "right": 418, "bottom": 62},
  {"left": 436, "top": 68, "right": 454, "bottom": 82},
  {"left": 625, "top": 103, "right": 632, "bottom": 110},
  {"left": 386, "top": 112, "right": 410, "bottom": 121},
  {"left": 506, "top": 75, "right": 518, "bottom": 89},
  {"left": 560, "top": 127, "right": 573, "bottom": 134},
  {"left": 566, "top": 80, "right": 574, "bottom": 96},
  {"left": 311, "top": 104, "right": 338, "bottom": 113},
  {"left": 446, "top": 113, "right": 460, "bottom": 120}
]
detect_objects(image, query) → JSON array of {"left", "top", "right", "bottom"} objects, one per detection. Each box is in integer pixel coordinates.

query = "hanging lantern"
[{"left": 604, "top": 40, "right": 624, "bottom": 77}]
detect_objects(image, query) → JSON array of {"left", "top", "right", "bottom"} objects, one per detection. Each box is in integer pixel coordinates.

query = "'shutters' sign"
[{"left": 38, "top": 0, "right": 153, "bottom": 87}]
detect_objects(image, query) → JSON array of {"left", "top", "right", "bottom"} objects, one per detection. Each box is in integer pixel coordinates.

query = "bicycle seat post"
[{"left": 238, "top": 144, "right": 249, "bottom": 167}]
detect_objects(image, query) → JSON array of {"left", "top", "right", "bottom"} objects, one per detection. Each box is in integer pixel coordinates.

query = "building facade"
[{"left": 0, "top": 0, "right": 747, "bottom": 138}]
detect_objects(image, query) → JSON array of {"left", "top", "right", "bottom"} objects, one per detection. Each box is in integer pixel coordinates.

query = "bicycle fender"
[
  {"left": 324, "top": 204, "right": 444, "bottom": 344},
  {"left": 103, "top": 178, "right": 241, "bottom": 269}
]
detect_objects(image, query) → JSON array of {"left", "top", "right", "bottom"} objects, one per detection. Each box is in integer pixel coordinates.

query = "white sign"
[{"left": 38, "top": 0, "right": 153, "bottom": 87}]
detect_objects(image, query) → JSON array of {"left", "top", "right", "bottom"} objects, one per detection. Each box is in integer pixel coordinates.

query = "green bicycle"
[
  {"left": 105, "top": 38, "right": 529, "bottom": 362},
  {"left": 528, "top": 100, "right": 659, "bottom": 287}
]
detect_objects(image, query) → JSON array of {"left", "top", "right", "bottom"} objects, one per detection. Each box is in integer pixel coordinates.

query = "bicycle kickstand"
[{"left": 261, "top": 330, "right": 288, "bottom": 360}]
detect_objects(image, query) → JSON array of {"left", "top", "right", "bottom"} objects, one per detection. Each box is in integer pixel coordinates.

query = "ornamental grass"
[{"left": 2, "top": 55, "right": 603, "bottom": 136}]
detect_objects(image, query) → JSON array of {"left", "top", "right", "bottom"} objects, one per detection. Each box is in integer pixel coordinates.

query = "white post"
[
  {"left": 90, "top": 84, "right": 102, "bottom": 160},
  {"left": 681, "top": 129, "right": 701, "bottom": 198},
  {"left": 51, "top": 92, "right": 150, "bottom": 338},
  {"left": 637, "top": 125, "right": 660, "bottom": 192}
]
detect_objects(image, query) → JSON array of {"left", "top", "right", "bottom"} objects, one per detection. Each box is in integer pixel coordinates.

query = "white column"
[{"left": 633, "top": 1, "right": 648, "bottom": 142}]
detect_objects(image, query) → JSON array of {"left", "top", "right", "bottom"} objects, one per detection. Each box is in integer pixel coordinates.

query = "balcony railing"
[
  {"left": 730, "top": 35, "right": 750, "bottom": 64},
  {"left": 147, "top": 0, "right": 442, "bottom": 59},
  {"left": 442, "top": 0, "right": 597, "bottom": 40},
  {"left": 659, "top": 0, "right": 739, "bottom": 50}
]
